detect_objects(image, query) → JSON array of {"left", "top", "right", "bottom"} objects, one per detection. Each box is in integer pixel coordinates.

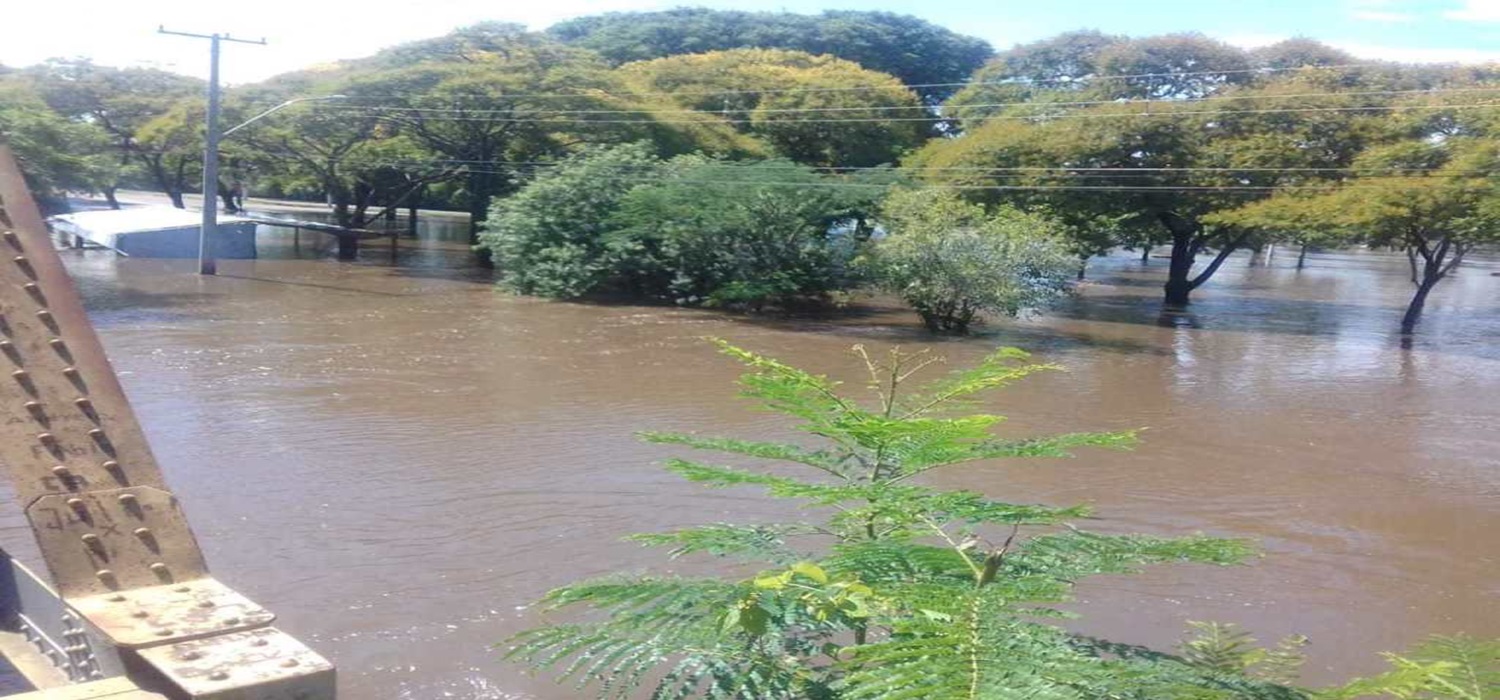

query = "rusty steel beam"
[{"left": 0, "top": 146, "right": 334, "bottom": 698}]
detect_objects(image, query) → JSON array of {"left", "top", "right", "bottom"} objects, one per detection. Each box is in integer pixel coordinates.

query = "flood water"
[{"left": 2, "top": 219, "right": 1496, "bottom": 698}]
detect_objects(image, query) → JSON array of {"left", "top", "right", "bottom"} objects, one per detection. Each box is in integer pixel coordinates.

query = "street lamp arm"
[{"left": 221, "top": 95, "right": 348, "bottom": 138}]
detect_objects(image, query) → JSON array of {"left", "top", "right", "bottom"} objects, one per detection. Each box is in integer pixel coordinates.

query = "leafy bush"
[
  {"left": 505, "top": 341, "right": 1292, "bottom": 699},
  {"left": 478, "top": 143, "right": 666, "bottom": 298},
  {"left": 866, "top": 190, "right": 1077, "bottom": 334},
  {"left": 482, "top": 148, "right": 887, "bottom": 309},
  {"left": 610, "top": 159, "right": 881, "bottom": 309},
  {"left": 1323, "top": 635, "right": 1498, "bottom": 700}
]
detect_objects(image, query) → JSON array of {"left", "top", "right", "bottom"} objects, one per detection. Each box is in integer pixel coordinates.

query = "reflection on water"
[{"left": 1, "top": 231, "right": 1496, "bottom": 698}]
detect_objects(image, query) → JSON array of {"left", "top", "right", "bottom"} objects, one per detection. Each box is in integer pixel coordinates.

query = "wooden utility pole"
[{"left": 158, "top": 27, "right": 265, "bottom": 275}]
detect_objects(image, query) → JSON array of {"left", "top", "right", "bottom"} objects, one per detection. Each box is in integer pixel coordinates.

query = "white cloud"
[
  {"left": 1351, "top": 10, "right": 1418, "bottom": 21},
  {"left": 1444, "top": 0, "right": 1500, "bottom": 21}
]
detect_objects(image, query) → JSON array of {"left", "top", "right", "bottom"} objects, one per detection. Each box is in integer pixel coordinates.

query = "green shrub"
[
  {"left": 866, "top": 189, "right": 1078, "bottom": 333},
  {"left": 505, "top": 341, "right": 1296, "bottom": 699}
]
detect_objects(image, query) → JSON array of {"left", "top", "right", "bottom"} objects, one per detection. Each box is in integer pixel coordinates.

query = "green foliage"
[
  {"left": 506, "top": 341, "right": 1284, "bottom": 699},
  {"left": 610, "top": 158, "right": 880, "bottom": 308},
  {"left": 1323, "top": 635, "right": 1498, "bottom": 700},
  {"left": 864, "top": 189, "right": 1077, "bottom": 333},
  {"left": 479, "top": 143, "right": 666, "bottom": 297},
  {"left": 0, "top": 77, "right": 115, "bottom": 208},
  {"left": 1179, "top": 622, "right": 1309, "bottom": 686},
  {"left": 547, "top": 9, "right": 993, "bottom": 102},
  {"left": 480, "top": 148, "right": 886, "bottom": 308},
  {"left": 618, "top": 49, "right": 929, "bottom": 168}
]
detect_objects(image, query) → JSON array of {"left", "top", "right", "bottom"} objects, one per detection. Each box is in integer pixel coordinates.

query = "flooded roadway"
[{"left": 2, "top": 222, "right": 1496, "bottom": 698}]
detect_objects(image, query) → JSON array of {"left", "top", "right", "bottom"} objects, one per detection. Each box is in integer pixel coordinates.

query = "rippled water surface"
[{"left": 3, "top": 224, "right": 1495, "bottom": 699}]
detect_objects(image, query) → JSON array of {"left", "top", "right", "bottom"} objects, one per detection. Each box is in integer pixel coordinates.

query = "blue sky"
[{"left": 2, "top": 0, "right": 1497, "bottom": 83}]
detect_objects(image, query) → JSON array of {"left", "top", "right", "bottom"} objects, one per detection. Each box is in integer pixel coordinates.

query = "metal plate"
[
  {"left": 135, "top": 627, "right": 333, "bottom": 700},
  {"left": 70, "top": 579, "right": 274, "bottom": 649},
  {"left": 27, "top": 487, "right": 209, "bottom": 599}
]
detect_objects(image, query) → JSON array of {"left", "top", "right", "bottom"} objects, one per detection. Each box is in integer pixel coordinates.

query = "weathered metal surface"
[
  {"left": 0, "top": 160, "right": 170, "bottom": 513},
  {"left": 135, "top": 627, "right": 334, "bottom": 700},
  {"left": 27, "top": 487, "right": 210, "bottom": 599},
  {"left": 0, "top": 550, "right": 124, "bottom": 683},
  {"left": 6, "top": 676, "right": 166, "bottom": 699},
  {"left": 69, "top": 580, "right": 274, "bottom": 649},
  {"left": 0, "top": 144, "right": 334, "bottom": 697}
]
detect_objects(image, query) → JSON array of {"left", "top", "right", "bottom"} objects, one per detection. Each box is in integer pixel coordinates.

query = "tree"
[
  {"left": 619, "top": 49, "right": 929, "bottom": 168},
  {"left": 610, "top": 158, "right": 881, "bottom": 308},
  {"left": 1211, "top": 137, "right": 1500, "bottom": 335},
  {"left": 343, "top": 25, "right": 760, "bottom": 242},
  {"left": 547, "top": 8, "right": 993, "bottom": 102},
  {"left": 478, "top": 143, "right": 668, "bottom": 298},
  {"left": 506, "top": 341, "right": 1283, "bottom": 699},
  {"left": 479, "top": 147, "right": 884, "bottom": 307},
  {"left": 22, "top": 59, "right": 202, "bottom": 208},
  {"left": 129, "top": 99, "right": 203, "bottom": 209},
  {"left": 915, "top": 67, "right": 1432, "bottom": 306},
  {"left": 864, "top": 189, "right": 1076, "bottom": 333},
  {"left": 0, "top": 78, "right": 115, "bottom": 212}
]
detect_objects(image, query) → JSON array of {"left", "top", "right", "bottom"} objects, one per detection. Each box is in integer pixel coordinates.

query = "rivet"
[
  {"left": 66, "top": 497, "right": 86, "bottom": 513},
  {"left": 131, "top": 610, "right": 149, "bottom": 619},
  {"left": 222, "top": 617, "right": 240, "bottom": 626},
  {"left": 133, "top": 527, "right": 151, "bottom": 538},
  {"left": 149, "top": 562, "right": 168, "bottom": 574},
  {"left": 107, "top": 594, "right": 126, "bottom": 602},
  {"left": 24, "top": 283, "right": 46, "bottom": 303},
  {"left": 208, "top": 671, "right": 229, "bottom": 681},
  {"left": 1, "top": 231, "right": 20, "bottom": 250},
  {"left": 174, "top": 586, "right": 191, "bottom": 593},
  {"left": 95, "top": 569, "right": 113, "bottom": 581},
  {"left": 198, "top": 600, "right": 215, "bottom": 608},
  {"left": 280, "top": 658, "right": 300, "bottom": 668},
  {"left": 36, "top": 310, "right": 55, "bottom": 328},
  {"left": 251, "top": 638, "right": 269, "bottom": 647},
  {"left": 80, "top": 533, "right": 100, "bottom": 545},
  {"left": 155, "top": 628, "right": 173, "bottom": 637},
  {"left": 38, "top": 432, "right": 56, "bottom": 445},
  {"left": 116, "top": 493, "right": 136, "bottom": 505},
  {"left": 51, "top": 465, "right": 69, "bottom": 477},
  {"left": 181, "top": 651, "right": 202, "bottom": 661},
  {"left": 61, "top": 366, "right": 79, "bottom": 379},
  {"left": 87, "top": 428, "right": 105, "bottom": 440}
]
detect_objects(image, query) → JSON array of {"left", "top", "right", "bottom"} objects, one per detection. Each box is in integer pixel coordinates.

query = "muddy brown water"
[{"left": 1, "top": 221, "right": 1496, "bottom": 698}]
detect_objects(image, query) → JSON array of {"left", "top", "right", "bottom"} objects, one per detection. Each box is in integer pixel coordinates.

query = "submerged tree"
[
  {"left": 865, "top": 189, "right": 1077, "bottom": 333},
  {"left": 506, "top": 341, "right": 1293, "bottom": 699},
  {"left": 1211, "top": 122, "right": 1500, "bottom": 335}
]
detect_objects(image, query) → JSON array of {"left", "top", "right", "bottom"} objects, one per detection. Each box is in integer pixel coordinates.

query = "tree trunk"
[
  {"left": 1163, "top": 225, "right": 1197, "bottom": 307},
  {"left": 467, "top": 170, "right": 491, "bottom": 245},
  {"left": 167, "top": 190, "right": 185, "bottom": 209},
  {"left": 407, "top": 203, "right": 418, "bottom": 238},
  {"left": 103, "top": 187, "right": 120, "bottom": 210},
  {"left": 1297, "top": 244, "right": 1307, "bottom": 270},
  {"left": 1076, "top": 259, "right": 1087, "bottom": 281},
  {"left": 1400, "top": 277, "right": 1438, "bottom": 335},
  {"left": 1140, "top": 247, "right": 1150, "bottom": 264}
]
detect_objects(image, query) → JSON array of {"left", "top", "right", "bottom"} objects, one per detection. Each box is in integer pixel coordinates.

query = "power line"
[
  {"left": 309, "top": 101, "right": 1500, "bottom": 125},
  {"left": 321, "top": 86, "right": 1500, "bottom": 117},
  {"left": 260, "top": 156, "right": 1492, "bottom": 177},
  {"left": 333, "top": 61, "right": 1435, "bottom": 102}
]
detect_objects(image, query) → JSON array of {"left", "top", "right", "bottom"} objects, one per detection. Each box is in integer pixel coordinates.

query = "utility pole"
[{"left": 159, "top": 26, "right": 265, "bottom": 275}]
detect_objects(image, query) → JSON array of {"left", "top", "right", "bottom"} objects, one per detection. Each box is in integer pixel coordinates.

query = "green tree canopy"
[
  {"left": 865, "top": 189, "right": 1077, "bottom": 333},
  {"left": 546, "top": 8, "right": 993, "bottom": 101},
  {"left": 618, "top": 49, "right": 929, "bottom": 168}
]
